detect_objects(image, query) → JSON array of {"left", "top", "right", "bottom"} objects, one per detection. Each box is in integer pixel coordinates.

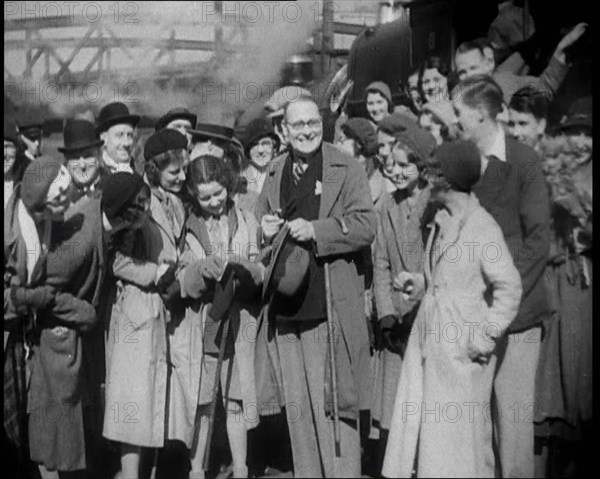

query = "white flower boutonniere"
[{"left": 315, "top": 180, "right": 322, "bottom": 196}]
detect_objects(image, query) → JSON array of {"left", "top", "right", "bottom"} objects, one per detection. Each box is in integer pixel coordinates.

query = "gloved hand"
[
  {"left": 156, "top": 263, "right": 177, "bottom": 292},
  {"left": 11, "top": 285, "right": 56, "bottom": 311},
  {"left": 200, "top": 255, "right": 226, "bottom": 281},
  {"left": 380, "top": 315, "right": 412, "bottom": 356},
  {"left": 160, "top": 280, "right": 181, "bottom": 309},
  {"left": 52, "top": 293, "right": 97, "bottom": 333}
]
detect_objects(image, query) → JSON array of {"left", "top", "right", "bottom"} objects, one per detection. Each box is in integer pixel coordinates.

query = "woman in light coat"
[
  {"left": 103, "top": 130, "right": 189, "bottom": 479},
  {"left": 371, "top": 124, "right": 436, "bottom": 469},
  {"left": 382, "top": 141, "right": 522, "bottom": 478},
  {"left": 175, "top": 154, "right": 263, "bottom": 479}
]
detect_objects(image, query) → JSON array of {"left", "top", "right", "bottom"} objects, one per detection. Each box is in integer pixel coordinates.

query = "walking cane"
[
  {"left": 324, "top": 262, "right": 342, "bottom": 457},
  {"left": 202, "top": 313, "right": 231, "bottom": 471}
]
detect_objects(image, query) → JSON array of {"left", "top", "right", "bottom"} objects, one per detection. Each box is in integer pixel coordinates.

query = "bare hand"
[
  {"left": 556, "top": 22, "right": 587, "bottom": 54},
  {"left": 288, "top": 218, "right": 316, "bottom": 242},
  {"left": 261, "top": 214, "right": 284, "bottom": 242},
  {"left": 393, "top": 271, "right": 415, "bottom": 293}
]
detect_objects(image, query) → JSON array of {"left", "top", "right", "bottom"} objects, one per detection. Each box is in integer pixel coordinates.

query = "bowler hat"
[
  {"left": 95, "top": 102, "right": 140, "bottom": 135},
  {"left": 58, "top": 119, "right": 104, "bottom": 154},
  {"left": 243, "top": 118, "right": 280, "bottom": 153},
  {"left": 262, "top": 224, "right": 310, "bottom": 301},
  {"left": 155, "top": 107, "right": 198, "bottom": 131},
  {"left": 561, "top": 97, "right": 592, "bottom": 132}
]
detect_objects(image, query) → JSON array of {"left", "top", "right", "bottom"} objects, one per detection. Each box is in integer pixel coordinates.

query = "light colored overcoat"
[{"left": 382, "top": 194, "right": 522, "bottom": 478}]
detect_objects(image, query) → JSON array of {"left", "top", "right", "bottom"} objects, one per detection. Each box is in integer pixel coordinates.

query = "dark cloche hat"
[
  {"left": 144, "top": 129, "right": 188, "bottom": 162},
  {"left": 243, "top": 117, "right": 281, "bottom": 153},
  {"left": 155, "top": 107, "right": 198, "bottom": 131}
]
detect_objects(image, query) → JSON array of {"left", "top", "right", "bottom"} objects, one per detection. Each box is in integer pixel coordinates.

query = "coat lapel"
[
  {"left": 388, "top": 200, "right": 411, "bottom": 270},
  {"left": 474, "top": 135, "right": 513, "bottom": 206},
  {"left": 319, "top": 143, "right": 347, "bottom": 219},
  {"left": 265, "top": 155, "right": 286, "bottom": 213},
  {"left": 150, "top": 192, "right": 177, "bottom": 248},
  {"left": 185, "top": 213, "right": 213, "bottom": 255}
]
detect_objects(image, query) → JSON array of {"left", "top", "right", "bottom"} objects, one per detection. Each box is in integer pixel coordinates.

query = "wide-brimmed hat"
[
  {"left": 58, "top": 119, "right": 104, "bottom": 154},
  {"left": 262, "top": 224, "right": 310, "bottom": 301},
  {"left": 561, "top": 97, "right": 592, "bottom": 133},
  {"left": 189, "top": 123, "right": 243, "bottom": 149},
  {"left": 243, "top": 117, "right": 281, "bottom": 153},
  {"left": 155, "top": 107, "right": 198, "bottom": 131},
  {"left": 96, "top": 102, "right": 140, "bottom": 135}
]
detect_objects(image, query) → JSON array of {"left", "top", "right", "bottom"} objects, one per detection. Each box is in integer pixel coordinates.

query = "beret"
[
  {"left": 341, "top": 117, "right": 378, "bottom": 156},
  {"left": 379, "top": 114, "right": 437, "bottom": 161},
  {"left": 435, "top": 140, "right": 481, "bottom": 193},
  {"left": 144, "top": 129, "right": 188, "bottom": 161},
  {"left": 100, "top": 172, "right": 147, "bottom": 221},
  {"left": 393, "top": 121, "right": 437, "bottom": 161}
]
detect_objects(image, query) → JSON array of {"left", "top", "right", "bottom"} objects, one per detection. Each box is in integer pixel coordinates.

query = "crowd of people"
[{"left": 3, "top": 7, "right": 592, "bottom": 479}]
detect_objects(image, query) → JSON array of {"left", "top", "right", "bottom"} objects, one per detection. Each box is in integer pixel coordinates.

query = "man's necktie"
[
  {"left": 481, "top": 155, "right": 501, "bottom": 179},
  {"left": 292, "top": 159, "right": 308, "bottom": 185},
  {"left": 208, "top": 216, "right": 223, "bottom": 257}
]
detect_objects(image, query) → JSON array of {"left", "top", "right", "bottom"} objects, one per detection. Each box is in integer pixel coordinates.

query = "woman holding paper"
[{"left": 175, "top": 154, "right": 264, "bottom": 479}]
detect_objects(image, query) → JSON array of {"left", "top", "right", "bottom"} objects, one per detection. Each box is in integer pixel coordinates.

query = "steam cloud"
[{"left": 5, "top": 1, "right": 320, "bottom": 126}]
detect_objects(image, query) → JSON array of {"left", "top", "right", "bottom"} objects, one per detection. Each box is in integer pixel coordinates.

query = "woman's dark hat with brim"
[
  {"left": 4, "top": 118, "right": 19, "bottom": 145},
  {"left": 58, "top": 119, "right": 104, "bottom": 154},
  {"left": 95, "top": 102, "right": 140, "bottom": 135},
  {"left": 155, "top": 107, "right": 198, "bottom": 131},
  {"left": 242, "top": 117, "right": 281, "bottom": 154},
  {"left": 262, "top": 224, "right": 310, "bottom": 301},
  {"left": 189, "top": 123, "right": 243, "bottom": 149},
  {"left": 560, "top": 97, "right": 592, "bottom": 133}
]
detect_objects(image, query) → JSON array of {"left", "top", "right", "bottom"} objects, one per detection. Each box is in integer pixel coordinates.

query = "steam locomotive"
[{"left": 276, "top": 0, "right": 455, "bottom": 142}]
